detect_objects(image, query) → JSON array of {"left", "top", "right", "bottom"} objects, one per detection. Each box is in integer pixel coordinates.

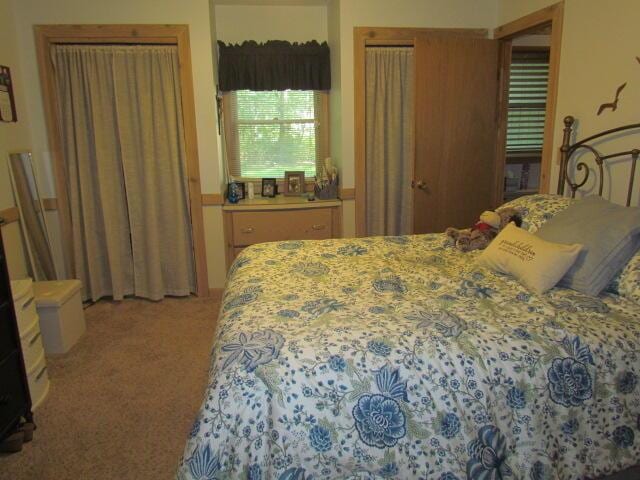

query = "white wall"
[
  {"left": 327, "top": 0, "right": 345, "bottom": 232},
  {"left": 498, "top": 0, "right": 640, "bottom": 205},
  {"left": 215, "top": 4, "right": 328, "bottom": 43},
  {"left": 11, "top": 0, "right": 229, "bottom": 288},
  {"left": 0, "top": 0, "right": 31, "bottom": 279}
]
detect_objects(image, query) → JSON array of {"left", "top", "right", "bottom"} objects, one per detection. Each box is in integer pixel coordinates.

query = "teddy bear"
[{"left": 445, "top": 206, "right": 522, "bottom": 252}]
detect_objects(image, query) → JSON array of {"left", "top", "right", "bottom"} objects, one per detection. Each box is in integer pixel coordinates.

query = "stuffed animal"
[{"left": 445, "top": 206, "right": 522, "bottom": 252}]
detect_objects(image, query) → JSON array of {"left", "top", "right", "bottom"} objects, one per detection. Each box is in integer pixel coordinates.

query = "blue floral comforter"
[{"left": 177, "top": 234, "right": 640, "bottom": 480}]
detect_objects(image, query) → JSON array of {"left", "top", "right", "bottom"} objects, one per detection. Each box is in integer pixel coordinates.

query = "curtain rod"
[{"left": 365, "top": 45, "right": 414, "bottom": 48}]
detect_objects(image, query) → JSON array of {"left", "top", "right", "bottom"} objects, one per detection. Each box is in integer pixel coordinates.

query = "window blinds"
[
  {"left": 506, "top": 49, "right": 550, "bottom": 152},
  {"left": 223, "top": 90, "right": 328, "bottom": 178}
]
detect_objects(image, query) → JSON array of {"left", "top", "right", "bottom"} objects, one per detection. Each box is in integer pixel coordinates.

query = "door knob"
[{"left": 412, "top": 179, "right": 428, "bottom": 190}]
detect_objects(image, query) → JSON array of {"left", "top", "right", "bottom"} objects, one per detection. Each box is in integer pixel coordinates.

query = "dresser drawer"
[
  {"left": 19, "top": 317, "right": 44, "bottom": 373},
  {"left": 0, "top": 351, "right": 28, "bottom": 436},
  {"left": 27, "top": 352, "right": 49, "bottom": 410},
  {"left": 231, "top": 208, "right": 333, "bottom": 246},
  {"left": 12, "top": 283, "right": 36, "bottom": 335},
  {"left": 0, "top": 301, "right": 17, "bottom": 362}
]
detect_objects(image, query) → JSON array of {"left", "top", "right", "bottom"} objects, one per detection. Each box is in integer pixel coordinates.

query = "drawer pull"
[
  {"left": 29, "top": 332, "right": 41, "bottom": 346},
  {"left": 22, "top": 297, "right": 34, "bottom": 310},
  {"left": 311, "top": 224, "right": 326, "bottom": 231},
  {"left": 0, "top": 394, "right": 10, "bottom": 406},
  {"left": 36, "top": 366, "right": 47, "bottom": 381},
  {"left": 240, "top": 227, "right": 254, "bottom": 234}
]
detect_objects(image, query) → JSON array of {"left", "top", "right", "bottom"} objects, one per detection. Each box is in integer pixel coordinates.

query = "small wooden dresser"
[{"left": 223, "top": 196, "right": 342, "bottom": 267}]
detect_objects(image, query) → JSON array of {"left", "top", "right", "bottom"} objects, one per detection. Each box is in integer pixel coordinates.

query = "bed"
[{"left": 177, "top": 117, "right": 640, "bottom": 480}]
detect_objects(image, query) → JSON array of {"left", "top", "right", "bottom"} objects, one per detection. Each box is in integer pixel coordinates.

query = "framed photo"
[
  {"left": 284, "top": 171, "right": 305, "bottom": 196},
  {"left": 0, "top": 65, "right": 17, "bottom": 123},
  {"left": 261, "top": 178, "right": 277, "bottom": 198},
  {"left": 227, "top": 181, "right": 245, "bottom": 201}
]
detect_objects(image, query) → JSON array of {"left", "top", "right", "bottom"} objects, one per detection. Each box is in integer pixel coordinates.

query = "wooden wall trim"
[
  {"left": 202, "top": 193, "right": 225, "bottom": 206},
  {"left": 494, "top": 41, "right": 512, "bottom": 206},
  {"left": 209, "top": 288, "right": 224, "bottom": 302},
  {"left": 339, "top": 188, "right": 355, "bottom": 200},
  {"left": 0, "top": 207, "right": 20, "bottom": 225},
  {"left": 42, "top": 198, "right": 58, "bottom": 211},
  {"left": 34, "top": 24, "right": 210, "bottom": 296},
  {"left": 357, "top": 27, "right": 488, "bottom": 42},
  {"left": 493, "top": 3, "right": 561, "bottom": 39},
  {"left": 541, "top": 3, "right": 564, "bottom": 194},
  {"left": 493, "top": 2, "right": 564, "bottom": 194},
  {"left": 354, "top": 27, "right": 489, "bottom": 237},
  {"left": 0, "top": 198, "right": 57, "bottom": 227},
  {"left": 353, "top": 28, "right": 368, "bottom": 238}
]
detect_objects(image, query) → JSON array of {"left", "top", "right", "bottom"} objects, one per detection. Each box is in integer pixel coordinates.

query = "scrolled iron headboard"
[{"left": 557, "top": 116, "right": 640, "bottom": 206}]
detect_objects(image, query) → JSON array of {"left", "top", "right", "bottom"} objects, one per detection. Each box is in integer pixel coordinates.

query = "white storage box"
[{"left": 33, "top": 280, "right": 85, "bottom": 354}]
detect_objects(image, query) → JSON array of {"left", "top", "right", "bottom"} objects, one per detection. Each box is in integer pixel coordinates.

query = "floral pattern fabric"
[
  {"left": 178, "top": 230, "right": 640, "bottom": 480},
  {"left": 617, "top": 252, "right": 640, "bottom": 303},
  {"left": 500, "top": 193, "right": 573, "bottom": 233}
]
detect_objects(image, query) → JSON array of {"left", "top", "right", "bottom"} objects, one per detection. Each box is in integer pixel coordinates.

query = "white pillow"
[{"left": 477, "top": 223, "right": 582, "bottom": 294}]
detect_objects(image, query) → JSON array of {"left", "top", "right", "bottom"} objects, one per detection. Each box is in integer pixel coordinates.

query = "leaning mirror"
[{"left": 8, "top": 152, "right": 58, "bottom": 281}]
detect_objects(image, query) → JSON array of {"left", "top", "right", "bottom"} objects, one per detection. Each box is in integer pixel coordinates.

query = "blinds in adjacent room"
[
  {"left": 223, "top": 90, "right": 328, "bottom": 178},
  {"left": 506, "top": 48, "right": 550, "bottom": 152}
]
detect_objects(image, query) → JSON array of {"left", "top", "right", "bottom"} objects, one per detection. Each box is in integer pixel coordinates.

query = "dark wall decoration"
[
  {"left": 0, "top": 65, "right": 17, "bottom": 123},
  {"left": 597, "top": 82, "right": 626, "bottom": 116}
]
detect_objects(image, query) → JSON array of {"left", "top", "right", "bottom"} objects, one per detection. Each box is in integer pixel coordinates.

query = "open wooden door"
[{"left": 413, "top": 34, "right": 500, "bottom": 233}]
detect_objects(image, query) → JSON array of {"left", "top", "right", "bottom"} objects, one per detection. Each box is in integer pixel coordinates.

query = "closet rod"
[
  {"left": 365, "top": 39, "right": 413, "bottom": 47},
  {"left": 365, "top": 45, "right": 414, "bottom": 48},
  {"left": 52, "top": 42, "right": 171, "bottom": 46}
]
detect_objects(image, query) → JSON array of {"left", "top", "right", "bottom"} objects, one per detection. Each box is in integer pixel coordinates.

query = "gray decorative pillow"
[{"left": 535, "top": 196, "right": 640, "bottom": 296}]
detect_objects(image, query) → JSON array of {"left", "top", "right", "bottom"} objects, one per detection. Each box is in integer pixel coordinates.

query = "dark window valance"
[{"left": 217, "top": 40, "right": 331, "bottom": 92}]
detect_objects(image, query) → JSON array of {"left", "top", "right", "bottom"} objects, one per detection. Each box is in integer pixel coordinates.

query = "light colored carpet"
[{"left": 0, "top": 296, "right": 219, "bottom": 480}]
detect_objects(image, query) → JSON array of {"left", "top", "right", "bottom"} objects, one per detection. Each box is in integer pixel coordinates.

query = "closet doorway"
[
  {"left": 34, "top": 25, "right": 209, "bottom": 299},
  {"left": 355, "top": 27, "right": 502, "bottom": 236},
  {"left": 494, "top": 2, "right": 564, "bottom": 203}
]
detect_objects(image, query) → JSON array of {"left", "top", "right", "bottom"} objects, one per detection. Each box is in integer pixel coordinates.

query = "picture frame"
[
  {"left": 261, "top": 178, "right": 277, "bottom": 198},
  {"left": 284, "top": 171, "right": 305, "bottom": 196},
  {"left": 0, "top": 65, "right": 17, "bottom": 123},
  {"left": 227, "top": 181, "right": 245, "bottom": 202}
]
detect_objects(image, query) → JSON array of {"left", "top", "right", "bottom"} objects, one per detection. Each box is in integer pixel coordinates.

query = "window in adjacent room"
[
  {"left": 223, "top": 89, "right": 329, "bottom": 179},
  {"left": 506, "top": 48, "right": 549, "bottom": 153},
  {"left": 503, "top": 46, "right": 550, "bottom": 201}
]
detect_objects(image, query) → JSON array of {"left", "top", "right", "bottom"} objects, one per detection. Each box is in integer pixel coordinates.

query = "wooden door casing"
[{"left": 413, "top": 34, "right": 500, "bottom": 234}]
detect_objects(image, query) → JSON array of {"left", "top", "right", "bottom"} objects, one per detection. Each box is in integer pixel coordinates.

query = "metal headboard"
[{"left": 557, "top": 116, "right": 640, "bottom": 206}]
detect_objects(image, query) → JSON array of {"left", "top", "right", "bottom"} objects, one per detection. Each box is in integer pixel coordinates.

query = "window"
[
  {"left": 506, "top": 49, "right": 550, "bottom": 152},
  {"left": 223, "top": 90, "right": 329, "bottom": 179}
]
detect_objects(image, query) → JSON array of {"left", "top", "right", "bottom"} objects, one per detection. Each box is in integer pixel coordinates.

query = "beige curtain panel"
[
  {"left": 365, "top": 47, "right": 415, "bottom": 236},
  {"left": 52, "top": 44, "right": 196, "bottom": 301}
]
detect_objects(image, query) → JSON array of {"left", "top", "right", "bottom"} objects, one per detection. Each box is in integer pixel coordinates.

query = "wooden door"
[{"left": 413, "top": 34, "right": 500, "bottom": 233}]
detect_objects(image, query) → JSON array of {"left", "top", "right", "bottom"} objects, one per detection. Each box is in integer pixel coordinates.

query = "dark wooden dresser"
[{"left": 0, "top": 219, "right": 33, "bottom": 443}]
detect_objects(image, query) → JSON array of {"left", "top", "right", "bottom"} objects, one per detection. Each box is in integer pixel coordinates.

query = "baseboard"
[{"left": 208, "top": 288, "right": 224, "bottom": 301}]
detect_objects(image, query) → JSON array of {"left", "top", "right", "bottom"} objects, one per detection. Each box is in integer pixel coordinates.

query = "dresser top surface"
[{"left": 223, "top": 195, "right": 341, "bottom": 212}]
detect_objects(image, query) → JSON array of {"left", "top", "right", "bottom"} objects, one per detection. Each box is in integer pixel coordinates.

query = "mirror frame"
[{"left": 8, "top": 151, "right": 58, "bottom": 281}]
